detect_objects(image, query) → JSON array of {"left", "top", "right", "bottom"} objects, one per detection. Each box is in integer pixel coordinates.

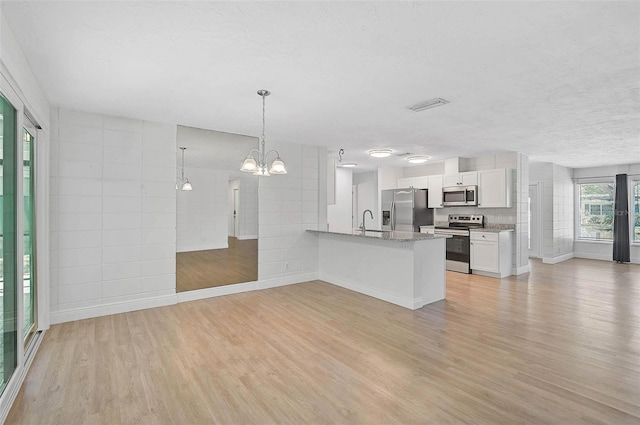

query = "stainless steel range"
[{"left": 434, "top": 214, "right": 484, "bottom": 274}]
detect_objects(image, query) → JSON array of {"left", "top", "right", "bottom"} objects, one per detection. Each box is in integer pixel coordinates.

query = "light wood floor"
[
  {"left": 176, "top": 237, "right": 258, "bottom": 292},
  {"left": 6, "top": 258, "right": 640, "bottom": 424}
]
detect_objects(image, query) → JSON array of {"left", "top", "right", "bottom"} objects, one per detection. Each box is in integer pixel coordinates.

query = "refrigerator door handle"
[{"left": 391, "top": 201, "right": 395, "bottom": 230}]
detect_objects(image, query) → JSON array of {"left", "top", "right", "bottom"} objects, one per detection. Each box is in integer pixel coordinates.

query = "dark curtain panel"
[{"left": 613, "top": 174, "right": 630, "bottom": 263}]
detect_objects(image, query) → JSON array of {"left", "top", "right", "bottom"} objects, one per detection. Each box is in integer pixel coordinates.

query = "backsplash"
[{"left": 434, "top": 206, "right": 517, "bottom": 226}]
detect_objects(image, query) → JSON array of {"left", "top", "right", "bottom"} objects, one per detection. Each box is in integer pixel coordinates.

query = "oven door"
[
  {"left": 436, "top": 229, "right": 471, "bottom": 273},
  {"left": 446, "top": 234, "right": 470, "bottom": 263}
]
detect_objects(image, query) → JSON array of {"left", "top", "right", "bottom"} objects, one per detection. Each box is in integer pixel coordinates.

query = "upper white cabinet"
[
  {"left": 444, "top": 171, "right": 478, "bottom": 187},
  {"left": 477, "top": 168, "right": 512, "bottom": 208},
  {"left": 397, "top": 176, "right": 428, "bottom": 189},
  {"left": 427, "top": 175, "right": 444, "bottom": 208}
]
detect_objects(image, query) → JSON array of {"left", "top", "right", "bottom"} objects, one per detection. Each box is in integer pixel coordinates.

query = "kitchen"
[{"left": 328, "top": 153, "right": 527, "bottom": 289}]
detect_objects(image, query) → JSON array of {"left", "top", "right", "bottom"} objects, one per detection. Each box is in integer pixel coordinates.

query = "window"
[
  {"left": 578, "top": 182, "right": 615, "bottom": 240},
  {"left": 634, "top": 180, "right": 640, "bottom": 242}
]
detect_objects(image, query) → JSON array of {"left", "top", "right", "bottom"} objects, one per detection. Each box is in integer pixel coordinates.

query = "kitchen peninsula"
[{"left": 307, "top": 229, "right": 448, "bottom": 310}]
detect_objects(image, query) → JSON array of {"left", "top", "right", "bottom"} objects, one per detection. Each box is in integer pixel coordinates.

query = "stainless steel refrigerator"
[{"left": 381, "top": 188, "right": 433, "bottom": 232}]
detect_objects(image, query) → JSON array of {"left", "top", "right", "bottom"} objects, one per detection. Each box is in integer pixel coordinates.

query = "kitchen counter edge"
[{"left": 307, "top": 229, "right": 449, "bottom": 242}]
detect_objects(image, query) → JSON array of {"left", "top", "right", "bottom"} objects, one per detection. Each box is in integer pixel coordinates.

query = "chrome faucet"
[{"left": 360, "top": 209, "right": 374, "bottom": 231}]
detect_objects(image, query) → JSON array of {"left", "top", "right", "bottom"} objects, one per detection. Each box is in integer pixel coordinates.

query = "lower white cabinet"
[{"left": 470, "top": 230, "right": 513, "bottom": 278}]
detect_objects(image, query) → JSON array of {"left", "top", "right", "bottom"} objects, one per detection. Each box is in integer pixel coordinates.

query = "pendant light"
[
  {"left": 178, "top": 147, "right": 193, "bottom": 191},
  {"left": 240, "top": 90, "right": 287, "bottom": 176}
]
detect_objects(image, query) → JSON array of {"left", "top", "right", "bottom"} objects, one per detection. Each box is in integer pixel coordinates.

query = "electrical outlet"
[{"left": 284, "top": 262, "right": 289, "bottom": 270}]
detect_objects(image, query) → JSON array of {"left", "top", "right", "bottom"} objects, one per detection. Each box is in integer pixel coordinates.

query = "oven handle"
[{"left": 434, "top": 229, "right": 470, "bottom": 236}]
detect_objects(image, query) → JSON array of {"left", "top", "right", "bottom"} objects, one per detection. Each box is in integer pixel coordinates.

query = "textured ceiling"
[{"left": 2, "top": 1, "right": 639, "bottom": 171}]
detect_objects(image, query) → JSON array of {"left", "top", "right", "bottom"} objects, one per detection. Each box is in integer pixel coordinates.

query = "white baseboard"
[
  {"left": 573, "top": 252, "right": 610, "bottom": 261},
  {"left": 177, "top": 281, "right": 257, "bottom": 303},
  {"left": 319, "top": 272, "right": 423, "bottom": 310},
  {"left": 176, "top": 273, "right": 319, "bottom": 304},
  {"left": 257, "top": 273, "right": 319, "bottom": 289},
  {"left": 236, "top": 235, "right": 258, "bottom": 240},
  {"left": 50, "top": 272, "right": 321, "bottom": 323},
  {"left": 513, "top": 264, "right": 531, "bottom": 275},
  {"left": 50, "top": 294, "right": 177, "bottom": 325},
  {"left": 573, "top": 252, "right": 640, "bottom": 264},
  {"left": 472, "top": 269, "right": 502, "bottom": 279},
  {"left": 542, "top": 252, "right": 574, "bottom": 264}
]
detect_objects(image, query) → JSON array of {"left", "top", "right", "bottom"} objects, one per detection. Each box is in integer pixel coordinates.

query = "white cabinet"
[
  {"left": 397, "top": 176, "right": 428, "bottom": 189},
  {"left": 427, "top": 175, "right": 444, "bottom": 208},
  {"left": 477, "top": 168, "right": 512, "bottom": 208},
  {"left": 470, "top": 231, "right": 513, "bottom": 278},
  {"left": 444, "top": 171, "right": 478, "bottom": 187}
]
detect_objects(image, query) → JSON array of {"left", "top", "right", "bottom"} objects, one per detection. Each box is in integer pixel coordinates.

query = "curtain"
[{"left": 613, "top": 174, "right": 630, "bottom": 263}]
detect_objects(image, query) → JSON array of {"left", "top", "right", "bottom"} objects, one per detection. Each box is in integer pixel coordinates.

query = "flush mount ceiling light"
[
  {"left": 368, "top": 149, "right": 393, "bottom": 158},
  {"left": 177, "top": 147, "right": 193, "bottom": 191},
  {"left": 240, "top": 90, "right": 287, "bottom": 176},
  {"left": 406, "top": 155, "right": 431, "bottom": 164},
  {"left": 337, "top": 148, "right": 357, "bottom": 168},
  {"left": 408, "top": 97, "right": 449, "bottom": 112}
]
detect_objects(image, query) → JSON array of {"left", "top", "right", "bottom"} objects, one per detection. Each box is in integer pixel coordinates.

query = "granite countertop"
[{"left": 307, "top": 228, "right": 449, "bottom": 242}]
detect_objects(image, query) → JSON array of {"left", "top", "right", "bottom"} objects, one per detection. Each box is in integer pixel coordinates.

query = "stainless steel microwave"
[{"left": 442, "top": 185, "right": 478, "bottom": 207}]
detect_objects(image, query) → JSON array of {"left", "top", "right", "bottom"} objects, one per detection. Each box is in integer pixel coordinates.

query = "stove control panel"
[{"left": 447, "top": 214, "right": 484, "bottom": 226}]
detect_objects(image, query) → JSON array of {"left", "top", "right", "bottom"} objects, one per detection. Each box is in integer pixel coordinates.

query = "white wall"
[
  {"left": 176, "top": 167, "right": 229, "bottom": 252},
  {"left": 327, "top": 167, "right": 353, "bottom": 230},
  {"left": 49, "top": 107, "right": 177, "bottom": 323},
  {"left": 354, "top": 171, "right": 379, "bottom": 230},
  {"left": 0, "top": 14, "right": 49, "bottom": 128},
  {"left": 403, "top": 162, "right": 445, "bottom": 177},
  {"left": 573, "top": 163, "right": 640, "bottom": 264},
  {"left": 238, "top": 174, "right": 258, "bottom": 239},
  {"left": 540, "top": 163, "right": 574, "bottom": 263},
  {"left": 258, "top": 143, "right": 322, "bottom": 283}
]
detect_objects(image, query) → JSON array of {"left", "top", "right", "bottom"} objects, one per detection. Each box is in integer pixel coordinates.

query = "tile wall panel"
[
  {"left": 257, "top": 143, "right": 322, "bottom": 281},
  {"left": 50, "top": 107, "right": 177, "bottom": 316}
]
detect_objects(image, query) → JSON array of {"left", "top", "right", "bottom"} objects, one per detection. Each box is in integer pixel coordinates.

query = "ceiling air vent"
[{"left": 408, "top": 98, "right": 449, "bottom": 112}]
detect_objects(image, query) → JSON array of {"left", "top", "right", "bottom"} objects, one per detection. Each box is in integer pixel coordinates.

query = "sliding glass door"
[
  {"left": 0, "top": 93, "right": 18, "bottom": 395},
  {"left": 22, "top": 125, "right": 36, "bottom": 346}
]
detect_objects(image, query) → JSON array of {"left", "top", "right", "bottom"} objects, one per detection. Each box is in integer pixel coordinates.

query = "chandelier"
[{"left": 240, "top": 90, "right": 287, "bottom": 176}]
